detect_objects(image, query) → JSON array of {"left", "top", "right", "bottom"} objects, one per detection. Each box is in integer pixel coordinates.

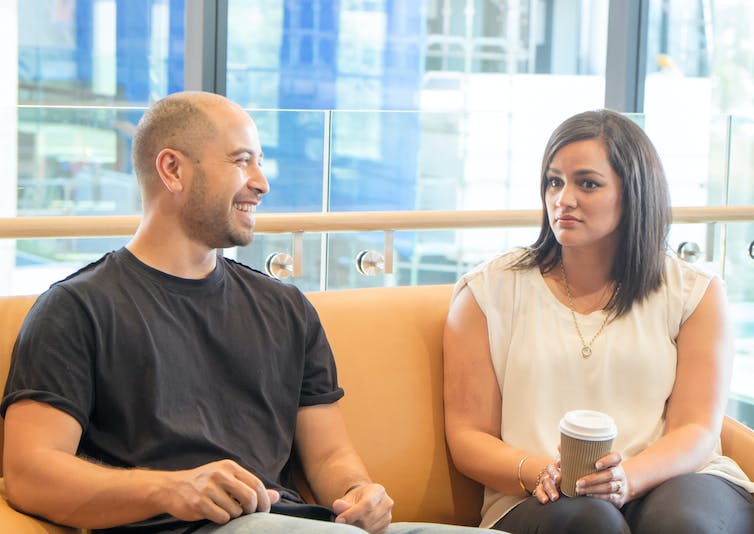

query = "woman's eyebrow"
[{"left": 547, "top": 166, "right": 605, "bottom": 178}]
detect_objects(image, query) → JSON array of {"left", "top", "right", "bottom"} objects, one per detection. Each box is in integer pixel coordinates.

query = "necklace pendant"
[{"left": 581, "top": 346, "right": 592, "bottom": 358}]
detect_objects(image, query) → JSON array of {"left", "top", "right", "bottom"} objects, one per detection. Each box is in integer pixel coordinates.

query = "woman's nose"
[{"left": 556, "top": 183, "right": 577, "bottom": 207}]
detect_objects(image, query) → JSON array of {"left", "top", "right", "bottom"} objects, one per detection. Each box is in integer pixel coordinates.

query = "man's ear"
[{"left": 155, "top": 148, "right": 187, "bottom": 193}]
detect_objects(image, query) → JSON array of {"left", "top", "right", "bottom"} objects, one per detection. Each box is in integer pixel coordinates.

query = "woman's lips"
[{"left": 555, "top": 215, "right": 580, "bottom": 227}]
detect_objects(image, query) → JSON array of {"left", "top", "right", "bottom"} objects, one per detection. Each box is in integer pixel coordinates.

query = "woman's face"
[{"left": 544, "top": 138, "right": 623, "bottom": 251}]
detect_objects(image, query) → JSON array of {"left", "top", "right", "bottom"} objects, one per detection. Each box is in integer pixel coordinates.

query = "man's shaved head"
[{"left": 131, "top": 92, "right": 229, "bottom": 190}]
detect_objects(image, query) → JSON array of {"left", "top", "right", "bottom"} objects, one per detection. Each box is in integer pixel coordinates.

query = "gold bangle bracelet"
[{"left": 517, "top": 455, "right": 531, "bottom": 494}]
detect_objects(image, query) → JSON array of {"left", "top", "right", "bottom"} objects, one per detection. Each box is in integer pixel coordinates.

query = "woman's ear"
[{"left": 155, "top": 148, "right": 187, "bottom": 194}]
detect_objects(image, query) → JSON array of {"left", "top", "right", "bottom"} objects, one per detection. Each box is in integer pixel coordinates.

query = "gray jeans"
[{"left": 184, "top": 513, "right": 499, "bottom": 533}]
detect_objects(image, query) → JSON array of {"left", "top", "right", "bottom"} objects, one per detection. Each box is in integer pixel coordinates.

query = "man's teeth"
[{"left": 234, "top": 203, "right": 254, "bottom": 212}]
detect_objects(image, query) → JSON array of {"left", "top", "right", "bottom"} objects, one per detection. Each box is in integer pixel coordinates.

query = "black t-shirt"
[{"left": 1, "top": 248, "right": 344, "bottom": 532}]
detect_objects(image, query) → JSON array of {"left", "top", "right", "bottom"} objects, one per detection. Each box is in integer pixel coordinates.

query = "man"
[{"left": 1, "top": 92, "right": 490, "bottom": 534}]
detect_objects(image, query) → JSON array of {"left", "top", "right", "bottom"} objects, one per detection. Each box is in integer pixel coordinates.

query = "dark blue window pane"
[{"left": 19, "top": 0, "right": 184, "bottom": 106}]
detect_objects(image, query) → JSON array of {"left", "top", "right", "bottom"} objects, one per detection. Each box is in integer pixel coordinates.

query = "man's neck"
[{"left": 126, "top": 225, "right": 219, "bottom": 280}]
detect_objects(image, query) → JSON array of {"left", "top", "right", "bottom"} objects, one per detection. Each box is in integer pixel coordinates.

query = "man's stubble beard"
[{"left": 180, "top": 167, "right": 254, "bottom": 250}]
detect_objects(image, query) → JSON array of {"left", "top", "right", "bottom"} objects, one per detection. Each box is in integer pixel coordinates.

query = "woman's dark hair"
[{"left": 513, "top": 109, "right": 671, "bottom": 317}]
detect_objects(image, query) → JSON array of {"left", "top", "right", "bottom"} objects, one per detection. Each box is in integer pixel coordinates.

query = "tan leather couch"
[{"left": 1, "top": 285, "right": 753, "bottom": 533}]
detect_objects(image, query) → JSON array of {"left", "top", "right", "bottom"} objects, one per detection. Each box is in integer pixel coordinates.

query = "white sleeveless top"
[{"left": 453, "top": 249, "right": 754, "bottom": 528}]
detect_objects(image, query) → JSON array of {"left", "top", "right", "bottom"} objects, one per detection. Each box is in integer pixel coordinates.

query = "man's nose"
[{"left": 247, "top": 165, "right": 270, "bottom": 196}]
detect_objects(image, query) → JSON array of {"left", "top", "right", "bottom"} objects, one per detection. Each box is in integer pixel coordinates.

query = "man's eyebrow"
[{"left": 228, "top": 147, "right": 261, "bottom": 157}]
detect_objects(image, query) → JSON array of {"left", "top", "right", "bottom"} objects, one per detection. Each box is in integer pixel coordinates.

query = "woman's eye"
[
  {"left": 546, "top": 177, "right": 561, "bottom": 188},
  {"left": 582, "top": 180, "right": 599, "bottom": 190}
]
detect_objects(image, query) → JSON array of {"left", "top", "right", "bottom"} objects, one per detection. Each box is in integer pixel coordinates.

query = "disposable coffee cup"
[{"left": 559, "top": 410, "right": 617, "bottom": 497}]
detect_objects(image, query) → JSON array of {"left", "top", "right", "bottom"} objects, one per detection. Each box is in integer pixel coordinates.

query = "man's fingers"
[
  {"left": 267, "top": 489, "right": 281, "bottom": 505},
  {"left": 335, "top": 484, "right": 394, "bottom": 532},
  {"left": 215, "top": 460, "right": 271, "bottom": 513}
]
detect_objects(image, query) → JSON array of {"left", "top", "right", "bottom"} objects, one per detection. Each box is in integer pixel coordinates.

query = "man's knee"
[
  {"left": 387, "top": 522, "right": 492, "bottom": 533},
  {"left": 194, "top": 513, "right": 365, "bottom": 533}
]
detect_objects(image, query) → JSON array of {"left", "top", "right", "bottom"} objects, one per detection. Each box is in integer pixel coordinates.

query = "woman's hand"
[
  {"left": 575, "top": 451, "right": 630, "bottom": 509},
  {"left": 531, "top": 457, "right": 562, "bottom": 504}
]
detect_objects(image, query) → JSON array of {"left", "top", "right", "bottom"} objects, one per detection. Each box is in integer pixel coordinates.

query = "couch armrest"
[
  {"left": 0, "top": 480, "right": 82, "bottom": 534},
  {"left": 721, "top": 415, "right": 754, "bottom": 480}
]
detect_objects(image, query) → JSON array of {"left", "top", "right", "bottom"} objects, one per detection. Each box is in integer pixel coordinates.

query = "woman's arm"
[
  {"left": 443, "top": 285, "right": 553, "bottom": 497},
  {"left": 581, "top": 276, "right": 732, "bottom": 504}
]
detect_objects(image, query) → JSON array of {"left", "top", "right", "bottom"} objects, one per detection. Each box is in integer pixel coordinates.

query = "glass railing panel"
[
  {"left": 247, "top": 109, "right": 327, "bottom": 213},
  {"left": 3, "top": 236, "right": 130, "bottom": 296},
  {"left": 325, "top": 232, "right": 392, "bottom": 290},
  {"left": 725, "top": 116, "right": 754, "bottom": 207},
  {"left": 722, "top": 116, "right": 754, "bottom": 427},
  {"left": 640, "top": 112, "right": 727, "bottom": 207},
  {"left": 722, "top": 221, "right": 754, "bottom": 428},
  {"left": 233, "top": 233, "right": 324, "bottom": 293},
  {"left": 17, "top": 105, "right": 146, "bottom": 217},
  {"left": 13, "top": 105, "right": 145, "bottom": 288},
  {"left": 667, "top": 221, "right": 725, "bottom": 272},
  {"left": 327, "top": 108, "right": 585, "bottom": 213},
  {"left": 323, "top": 227, "right": 542, "bottom": 290}
]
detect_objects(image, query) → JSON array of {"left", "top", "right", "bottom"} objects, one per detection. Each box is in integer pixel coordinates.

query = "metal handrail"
[{"left": 0, "top": 206, "right": 753, "bottom": 239}]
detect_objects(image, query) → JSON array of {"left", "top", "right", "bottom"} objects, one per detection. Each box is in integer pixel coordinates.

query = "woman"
[{"left": 443, "top": 109, "right": 754, "bottom": 533}]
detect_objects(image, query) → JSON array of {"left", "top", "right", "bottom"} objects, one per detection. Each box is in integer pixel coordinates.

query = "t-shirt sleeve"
[
  {"left": 1, "top": 285, "right": 94, "bottom": 430},
  {"left": 298, "top": 295, "right": 344, "bottom": 407}
]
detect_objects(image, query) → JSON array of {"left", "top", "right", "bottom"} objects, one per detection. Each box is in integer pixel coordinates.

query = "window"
[
  {"left": 4, "top": 0, "right": 184, "bottom": 294},
  {"left": 643, "top": 0, "right": 754, "bottom": 425},
  {"left": 226, "top": 0, "right": 609, "bottom": 290}
]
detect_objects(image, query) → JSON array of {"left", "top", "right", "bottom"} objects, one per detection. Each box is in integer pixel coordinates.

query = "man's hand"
[
  {"left": 160, "top": 459, "right": 280, "bottom": 524},
  {"left": 331, "top": 483, "right": 393, "bottom": 534}
]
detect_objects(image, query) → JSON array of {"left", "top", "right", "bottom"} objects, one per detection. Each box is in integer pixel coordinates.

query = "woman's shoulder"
[
  {"left": 663, "top": 252, "right": 718, "bottom": 287},
  {"left": 462, "top": 248, "right": 530, "bottom": 280},
  {"left": 660, "top": 253, "right": 719, "bottom": 320},
  {"left": 479, "top": 247, "right": 532, "bottom": 272},
  {"left": 454, "top": 248, "right": 534, "bottom": 296}
]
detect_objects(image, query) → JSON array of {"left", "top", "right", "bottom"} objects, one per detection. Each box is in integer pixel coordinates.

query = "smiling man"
[{"left": 1, "top": 92, "right": 492, "bottom": 534}]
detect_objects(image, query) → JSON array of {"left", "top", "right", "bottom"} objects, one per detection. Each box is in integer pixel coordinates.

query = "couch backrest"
[
  {"left": 0, "top": 287, "right": 484, "bottom": 525},
  {"left": 306, "top": 285, "right": 483, "bottom": 525},
  {"left": 2, "top": 287, "right": 754, "bottom": 526}
]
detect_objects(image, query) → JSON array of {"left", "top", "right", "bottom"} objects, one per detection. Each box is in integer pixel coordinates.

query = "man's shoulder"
[
  {"left": 22, "top": 251, "right": 124, "bottom": 324},
  {"left": 48, "top": 250, "right": 123, "bottom": 295},
  {"left": 221, "top": 256, "right": 307, "bottom": 302}
]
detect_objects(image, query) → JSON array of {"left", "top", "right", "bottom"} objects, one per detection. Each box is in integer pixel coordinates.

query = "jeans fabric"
[{"left": 157, "top": 514, "right": 498, "bottom": 534}]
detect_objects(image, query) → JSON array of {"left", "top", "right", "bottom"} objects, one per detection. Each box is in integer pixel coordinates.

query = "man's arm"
[
  {"left": 3, "top": 400, "right": 279, "bottom": 529},
  {"left": 295, "top": 402, "right": 393, "bottom": 533}
]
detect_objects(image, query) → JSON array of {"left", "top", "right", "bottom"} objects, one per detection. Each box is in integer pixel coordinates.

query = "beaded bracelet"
[
  {"left": 516, "top": 455, "right": 531, "bottom": 494},
  {"left": 533, "top": 468, "right": 547, "bottom": 493}
]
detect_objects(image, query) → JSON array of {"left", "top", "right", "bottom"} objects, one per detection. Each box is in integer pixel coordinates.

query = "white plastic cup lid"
[{"left": 559, "top": 410, "right": 617, "bottom": 441}]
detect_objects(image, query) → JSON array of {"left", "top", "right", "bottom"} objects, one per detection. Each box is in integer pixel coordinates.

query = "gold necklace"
[{"left": 559, "top": 260, "right": 618, "bottom": 358}]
